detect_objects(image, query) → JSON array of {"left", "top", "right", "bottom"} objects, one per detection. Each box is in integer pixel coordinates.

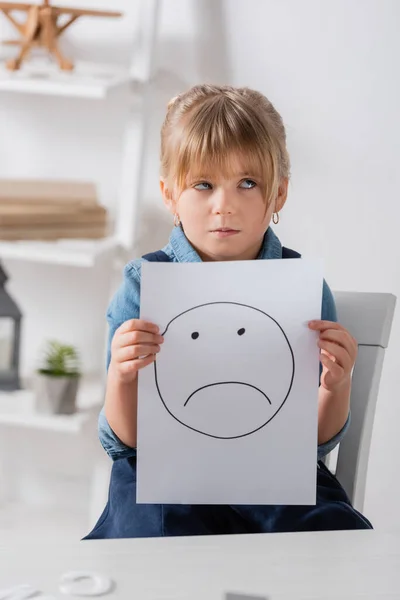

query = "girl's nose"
[{"left": 212, "top": 188, "right": 233, "bottom": 215}]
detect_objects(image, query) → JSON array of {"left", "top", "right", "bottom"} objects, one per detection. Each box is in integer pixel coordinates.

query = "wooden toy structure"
[{"left": 0, "top": 0, "right": 122, "bottom": 71}]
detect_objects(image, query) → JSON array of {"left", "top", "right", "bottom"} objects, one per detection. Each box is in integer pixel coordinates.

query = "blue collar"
[{"left": 169, "top": 226, "right": 282, "bottom": 263}]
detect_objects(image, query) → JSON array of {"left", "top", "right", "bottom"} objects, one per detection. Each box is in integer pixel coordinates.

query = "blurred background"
[{"left": 0, "top": 0, "right": 398, "bottom": 543}]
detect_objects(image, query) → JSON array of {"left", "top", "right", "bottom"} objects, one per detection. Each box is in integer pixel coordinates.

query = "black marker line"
[
  {"left": 154, "top": 363, "right": 294, "bottom": 441},
  {"left": 183, "top": 381, "right": 272, "bottom": 407}
]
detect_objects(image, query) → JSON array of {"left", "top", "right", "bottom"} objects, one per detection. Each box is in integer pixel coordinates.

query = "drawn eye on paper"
[{"left": 154, "top": 302, "right": 295, "bottom": 439}]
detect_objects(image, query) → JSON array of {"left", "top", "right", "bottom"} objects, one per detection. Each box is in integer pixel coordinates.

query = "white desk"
[{"left": 1, "top": 530, "right": 399, "bottom": 599}]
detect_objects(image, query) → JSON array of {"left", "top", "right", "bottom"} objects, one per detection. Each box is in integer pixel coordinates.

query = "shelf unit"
[
  {"left": 0, "top": 0, "right": 160, "bottom": 411},
  {"left": 0, "top": 60, "right": 132, "bottom": 99},
  {"left": 0, "top": 0, "right": 160, "bottom": 269},
  {"left": 0, "top": 236, "right": 118, "bottom": 267},
  {"left": 0, "top": 4, "right": 161, "bottom": 528}
]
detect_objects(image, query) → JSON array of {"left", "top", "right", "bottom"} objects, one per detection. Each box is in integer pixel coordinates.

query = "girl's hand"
[
  {"left": 308, "top": 320, "right": 358, "bottom": 392},
  {"left": 109, "top": 319, "right": 164, "bottom": 384}
]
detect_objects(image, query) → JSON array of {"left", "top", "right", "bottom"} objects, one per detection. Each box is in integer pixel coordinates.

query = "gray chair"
[{"left": 330, "top": 291, "right": 396, "bottom": 513}]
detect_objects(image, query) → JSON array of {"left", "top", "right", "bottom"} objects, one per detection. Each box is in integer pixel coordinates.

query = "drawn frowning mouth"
[{"left": 183, "top": 381, "right": 272, "bottom": 407}]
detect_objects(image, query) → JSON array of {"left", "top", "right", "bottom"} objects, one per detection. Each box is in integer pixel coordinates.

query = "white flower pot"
[{"left": 34, "top": 373, "right": 80, "bottom": 415}]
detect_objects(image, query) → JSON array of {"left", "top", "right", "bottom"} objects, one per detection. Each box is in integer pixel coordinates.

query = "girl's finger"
[
  {"left": 320, "top": 348, "right": 336, "bottom": 362},
  {"left": 308, "top": 320, "right": 345, "bottom": 332},
  {"left": 119, "top": 319, "right": 160, "bottom": 335},
  {"left": 320, "top": 353, "right": 343, "bottom": 379},
  {"left": 117, "top": 344, "right": 160, "bottom": 362},
  {"left": 119, "top": 354, "right": 156, "bottom": 374},
  {"left": 318, "top": 340, "right": 352, "bottom": 371},
  {"left": 319, "top": 329, "right": 357, "bottom": 354},
  {"left": 117, "top": 330, "right": 164, "bottom": 349}
]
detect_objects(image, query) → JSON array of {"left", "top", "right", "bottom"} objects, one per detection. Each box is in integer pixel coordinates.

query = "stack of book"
[{"left": 0, "top": 179, "right": 109, "bottom": 240}]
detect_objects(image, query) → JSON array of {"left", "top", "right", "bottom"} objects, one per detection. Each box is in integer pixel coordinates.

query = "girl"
[{"left": 85, "top": 85, "right": 372, "bottom": 539}]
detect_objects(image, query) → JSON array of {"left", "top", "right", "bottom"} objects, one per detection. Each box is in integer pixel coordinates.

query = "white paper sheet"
[{"left": 137, "top": 258, "right": 323, "bottom": 505}]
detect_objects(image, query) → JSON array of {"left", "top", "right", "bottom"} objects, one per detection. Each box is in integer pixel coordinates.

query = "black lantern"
[{"left": 0, "top": 262, "right": 22, "bottom": 390}]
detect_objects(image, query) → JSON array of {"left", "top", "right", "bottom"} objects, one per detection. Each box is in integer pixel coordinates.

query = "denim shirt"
[{"left": 99, "top": 226, "right": 350, "bottom": 462}]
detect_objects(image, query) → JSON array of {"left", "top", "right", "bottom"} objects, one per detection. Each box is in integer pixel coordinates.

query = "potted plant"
[{"left": 34, "top": 340, "right": 81, "bottom": 415}]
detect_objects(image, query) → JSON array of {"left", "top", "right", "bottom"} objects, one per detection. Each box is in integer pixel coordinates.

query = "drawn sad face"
[{"left": 154, "top": 302, "right": 295, "bottom": 439}]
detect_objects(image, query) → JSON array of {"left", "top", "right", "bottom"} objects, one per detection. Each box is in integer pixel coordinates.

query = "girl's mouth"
[{"left": 211, "top": 228, "right": 240, "bottom": 238}]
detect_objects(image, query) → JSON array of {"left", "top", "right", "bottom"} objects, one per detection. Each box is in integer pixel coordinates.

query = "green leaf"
[{"left": 38, "top": 339, "right": 81, "bottom": 376}]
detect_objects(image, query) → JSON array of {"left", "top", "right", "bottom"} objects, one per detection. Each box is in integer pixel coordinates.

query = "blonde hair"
[{"left": 160, "top": 84, "right": 290, "bottom": 206}]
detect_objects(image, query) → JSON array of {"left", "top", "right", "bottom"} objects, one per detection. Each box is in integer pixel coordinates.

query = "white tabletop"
[{"left": 1, "top": 530, "right": 399, "bottom": 600}]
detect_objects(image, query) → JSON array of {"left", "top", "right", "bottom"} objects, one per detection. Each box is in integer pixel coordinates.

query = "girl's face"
[{"left": 161, "top": 156, "right": 288, "bottom": 262}]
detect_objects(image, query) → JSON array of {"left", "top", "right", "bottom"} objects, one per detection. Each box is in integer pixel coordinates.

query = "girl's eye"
[
  {"left": 239, "top": 179, "right": 257, "bottom": 189},
  {"left": 194, "top": 182, "right": 212, "bottom": 191}
]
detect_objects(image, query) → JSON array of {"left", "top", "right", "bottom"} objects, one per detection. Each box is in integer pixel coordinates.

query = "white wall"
[{"left": 0, "top": 0, "right": 399, "bottom": 530}]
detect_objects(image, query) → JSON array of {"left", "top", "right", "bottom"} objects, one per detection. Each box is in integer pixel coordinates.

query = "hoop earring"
[
  {"left": 173, "top": 214, "right": 181, "bottom": 227},
  {"left": 272, "top": 212, "right": 280, "bottom": 225}
]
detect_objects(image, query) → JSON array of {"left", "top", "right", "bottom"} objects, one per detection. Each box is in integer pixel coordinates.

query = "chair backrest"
[{"left": 331, "top": 291, "right": 396, "bottom": 512}]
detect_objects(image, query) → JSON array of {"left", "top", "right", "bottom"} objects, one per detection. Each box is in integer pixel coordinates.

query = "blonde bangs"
[{"left": 166, "top": 96, "right": 281, "bottom": 205}]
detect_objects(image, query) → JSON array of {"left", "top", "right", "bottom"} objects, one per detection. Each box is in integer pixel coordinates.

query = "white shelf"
[
  {"left": 0, "top": 375, "right": 103, "bottom": 434},
  {"left": 0, "top": 61, "right": 133, "bottom": 99},
  {"left": 0, "top": 235, "right": 119, "bottom": 267},
  {"left": 0, "top": 406, "right": 91, "bottom": 433}
]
